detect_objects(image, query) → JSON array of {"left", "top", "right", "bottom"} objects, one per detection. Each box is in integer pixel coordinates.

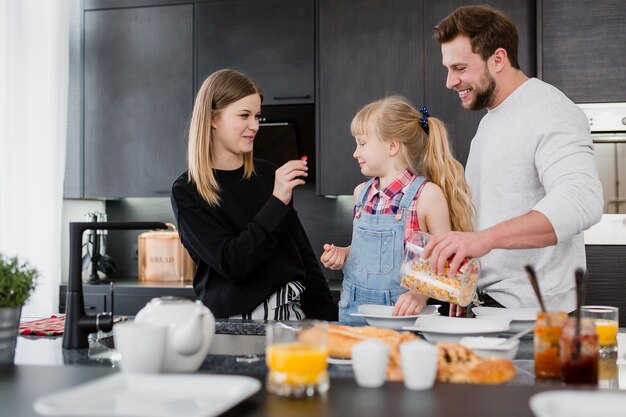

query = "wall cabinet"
[
  {"left": 67, "top": 0, "right": 315, "bottom": 198},
  {"left": 317, "top": 0, "right": 423, "bottom": 196},
  {"left": 81, "top": 5, "right": 193, "bottom": 198},
  {"left": 318, "top": 0, "right": 536, "bottom": 195},
  {"left": 541, "top": 0, "right": 626, "bottom": 103},
  {"left": 196, "top": 0, "right": 314, "bottom": 105}
]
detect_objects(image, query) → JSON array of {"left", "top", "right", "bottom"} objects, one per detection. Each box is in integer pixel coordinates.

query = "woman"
[{"left": 171, "top": 69, "right": 337, "bottom": 321}]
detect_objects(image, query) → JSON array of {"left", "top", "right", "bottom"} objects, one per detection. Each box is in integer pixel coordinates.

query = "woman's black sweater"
[{"left": 171, "top": 159, "right": 337, "bottom": 320}]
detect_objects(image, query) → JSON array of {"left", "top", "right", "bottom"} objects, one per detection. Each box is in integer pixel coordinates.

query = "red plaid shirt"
[{"left": 356, "top": 170, "right": 427, "bottom": 243}]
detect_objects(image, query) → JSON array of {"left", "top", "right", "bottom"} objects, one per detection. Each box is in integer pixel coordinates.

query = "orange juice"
[
  {"left": 595, "top": 319, "right": 618, "bottom": 347},
  {"left": 267, "top": 343, "right": 328, "bottom": 385}
]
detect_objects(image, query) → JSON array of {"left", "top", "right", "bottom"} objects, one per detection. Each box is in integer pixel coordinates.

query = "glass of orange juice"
[
  {"left": 582, "top": 306, "right": 619, "bottom": 357},
  {"left": 266, "top": 320, "right": 329, "bottom": 397}
]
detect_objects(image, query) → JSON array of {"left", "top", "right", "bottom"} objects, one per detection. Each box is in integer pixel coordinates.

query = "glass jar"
[
  {"left": 534, "top": 311, "right": 568, "bottom": 379},
  {"left": 560, "top": 317, "right": 598, "bottom": 385},
  {"left": 400, "top": 231, "right": 480, "bottom": 307}
]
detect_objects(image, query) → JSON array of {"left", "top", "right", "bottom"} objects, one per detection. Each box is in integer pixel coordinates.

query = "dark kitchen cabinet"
[
  {"left": 541, "top": 0, "right": 626, "bottom": 103},
  {"left": 195, "top": 0, "right": 314, "bottom": 106},
  {"left": 82, "top": 4, "right": 193, "bottom": 198},
  {"left": 317, "top": 0, "right": 424, "bottom": 195},
  {"left": 317, "top": 0, "right": 536, "bottom": 195}
]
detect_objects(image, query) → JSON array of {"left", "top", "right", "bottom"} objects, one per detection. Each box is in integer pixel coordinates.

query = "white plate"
[
  {"left": 402, "top": 316, "right": 510, "bottom": 342},
  {"left": 34, "top": 373, "right": 261, "bottom": 417},
  {"left": 349, "top": 304, "right": 441, "bottom": 330},
  {"left": 530, "top": 390, "right": 626, "bottom": 417},
  {"left": 327, "top": 357, "right": 352, "bottom": 365},
  {"left": 472, "top": 306, "right": 538, "bottom": 333}
]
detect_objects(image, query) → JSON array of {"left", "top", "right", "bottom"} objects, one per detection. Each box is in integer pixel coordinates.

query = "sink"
[{"left": 96, "top": 334, "right": 266, "bottom": 356}]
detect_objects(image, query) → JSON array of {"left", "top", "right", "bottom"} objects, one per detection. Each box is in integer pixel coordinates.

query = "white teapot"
[{"left": 134, "top": 296, "right": 215, "bottom": 372}]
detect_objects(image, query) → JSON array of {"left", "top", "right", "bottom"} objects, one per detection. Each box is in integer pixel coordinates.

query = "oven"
[{"left": 578, "top": 103, "right": 626, "bottom": 214}]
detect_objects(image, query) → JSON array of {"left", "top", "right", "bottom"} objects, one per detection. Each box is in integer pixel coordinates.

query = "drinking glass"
[
  {"left": 581, "top": 306, "right": 619, "bottom": 357},
  {"left": 534, "top": 311, "right": 568, "bottom": 379},
  {"left": 266, "top": 321, "right": 329, "bottom": 397}
]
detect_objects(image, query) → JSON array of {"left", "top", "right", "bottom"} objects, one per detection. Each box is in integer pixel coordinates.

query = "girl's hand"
[
  {"left": 272, "top": 159, "right": 308, "bottom": 204},
  {"left": 392, "top": 291, "right": 428, "bottom": 316},
  {"left": 449, "top": 304, "right": 467, "bottom": 317},
  {"left": 320, "top": 244, "right": 350, "bottom": 270}
]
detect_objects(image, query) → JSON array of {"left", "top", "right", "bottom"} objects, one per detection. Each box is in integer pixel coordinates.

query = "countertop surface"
[
  {"left": 5, "top": 319, "right": 624, "bottom": 417},
  {"left": 584, "top": 214, "right": 626, "bottom": 245}
]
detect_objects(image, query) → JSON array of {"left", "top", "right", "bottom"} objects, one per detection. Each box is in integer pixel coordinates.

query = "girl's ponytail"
[{"left": 420, "top": 116, "right": 474, "bottom": 232}]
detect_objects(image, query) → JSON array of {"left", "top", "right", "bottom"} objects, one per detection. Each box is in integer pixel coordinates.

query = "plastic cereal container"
[{"left": 400, "top": 231, "right": 480, "bottom": 307}]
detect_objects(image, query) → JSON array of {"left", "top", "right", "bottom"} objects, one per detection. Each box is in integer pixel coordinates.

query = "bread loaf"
[
  {"left": 435, "top": 342, "right": 516, "bottom": 384},
  {"left": 327, "top": 324, "right": 419, "bottom": 381}
]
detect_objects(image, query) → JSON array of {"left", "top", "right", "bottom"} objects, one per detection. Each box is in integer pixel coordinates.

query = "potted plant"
[{"left": 0, "top": 254, "right": 38, "bottom": 363}]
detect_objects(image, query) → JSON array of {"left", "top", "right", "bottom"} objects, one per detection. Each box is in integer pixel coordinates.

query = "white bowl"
[
  {"left": 459, "top": 336, "right": 520, "bottom": 360},
  {"left": 350, "top": 304, "right": 440, "bottom": 330},
  {"left": 402, "top": 316, "right": 510, "bottom": 343},
  {"left": 472, "top": 306, "right": 538, "bottom": 333}
]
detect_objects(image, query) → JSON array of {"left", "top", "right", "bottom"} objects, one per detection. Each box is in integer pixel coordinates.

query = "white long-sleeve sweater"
[{"left": 466, "top": 78, "right": 603, "bottom": 311}]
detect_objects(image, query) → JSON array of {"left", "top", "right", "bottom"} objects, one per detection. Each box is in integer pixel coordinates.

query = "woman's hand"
[
  {"left": 392, "top": 291, "right": 428, "bottom": 316},
  {"left": 320, "top": 244, "right": 350, "bottom": 270},
  {"left": 273, "top": 159, "right": 308, "bottom": 204}
]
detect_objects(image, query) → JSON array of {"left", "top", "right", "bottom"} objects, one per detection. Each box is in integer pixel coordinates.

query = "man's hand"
[
  {"left": 422, "top": 231, "right": 492, "bottom": 277},
  {"left": 392, "top": 291, "right": 428, "bottom": 316},
  {"left": 320, "top": 244, "right": 350, "bottom": 270}
]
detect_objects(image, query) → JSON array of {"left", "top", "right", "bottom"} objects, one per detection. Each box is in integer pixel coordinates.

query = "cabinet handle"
[
  {"left": 154, "top": 190, "right": 170, "bottom": 195},
  {"left": 272, "top": 95, "right": 311, "bottom": 100}
]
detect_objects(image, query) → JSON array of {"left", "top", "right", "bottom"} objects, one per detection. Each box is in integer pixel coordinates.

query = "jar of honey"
[{"left": 534, "top": 311, "right": 568, "bottom": 379}]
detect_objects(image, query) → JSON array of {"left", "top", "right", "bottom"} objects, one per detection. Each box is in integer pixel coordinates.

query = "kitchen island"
[{"left": 2, "top": 319, "right": 619, "bottom": 417}]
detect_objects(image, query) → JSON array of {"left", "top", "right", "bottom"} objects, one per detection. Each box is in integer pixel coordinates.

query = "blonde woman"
[
  {"left": 172, "top": 69, "right": 337, "bottom": 320},
  {"left": 320, "top": 96, "right": 473, "bottom": 322}
]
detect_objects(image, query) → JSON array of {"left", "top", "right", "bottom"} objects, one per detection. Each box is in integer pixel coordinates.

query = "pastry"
[{"left": 435, "top": 342, "right": 516, "bottom": 384}]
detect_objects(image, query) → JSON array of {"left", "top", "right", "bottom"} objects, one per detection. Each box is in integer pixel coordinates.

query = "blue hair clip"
[{"left": 419, "top": 106, "right": 430, "bottom": 135}]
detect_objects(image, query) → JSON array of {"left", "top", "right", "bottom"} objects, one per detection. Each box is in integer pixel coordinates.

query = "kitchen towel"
[
  {"left": 19, "top": 315, "right": 66, "bottom": 336},
  {"left": 19, "top": 315, "right": 127, "bottom": 336}
]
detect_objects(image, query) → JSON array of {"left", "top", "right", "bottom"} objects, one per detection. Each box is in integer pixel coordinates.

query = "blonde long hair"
[
  {"left": 350, "top": 96, "right": 474, "bottom": 232},
  {"left": 187, "top": 69, "right": 263, "bottom": 206}
]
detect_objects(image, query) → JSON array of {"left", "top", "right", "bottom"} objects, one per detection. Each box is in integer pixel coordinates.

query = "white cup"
[
  {"left": 351, "top": 339, "right": 389, "bottom": 388},
  {"left": 400, "top": 340, "right": 438, "bottom": 390},
  {"left": 114, "top": 321, "right": 167, "bottom": 374}
]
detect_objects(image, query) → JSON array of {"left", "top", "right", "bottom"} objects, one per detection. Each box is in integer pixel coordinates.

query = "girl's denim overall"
[{"left": 338, "top": 176, "right": 427, "bottom": 324}]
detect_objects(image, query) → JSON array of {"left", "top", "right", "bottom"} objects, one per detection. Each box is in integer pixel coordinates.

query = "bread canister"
[{"left": 138, "top": 223, "right": 194, "bottom": 282}]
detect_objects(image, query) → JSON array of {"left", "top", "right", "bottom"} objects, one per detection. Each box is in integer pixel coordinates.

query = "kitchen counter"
[{"left": 5, "top": 320, "right": 622, "bottom": 417}]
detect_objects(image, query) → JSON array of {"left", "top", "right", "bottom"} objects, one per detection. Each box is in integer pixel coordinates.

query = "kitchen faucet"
[{"left": 63, "top": 221, "right": 168, "bottom": 349}]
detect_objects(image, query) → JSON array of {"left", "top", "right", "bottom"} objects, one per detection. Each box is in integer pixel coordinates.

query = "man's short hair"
[{"left": 433, "top": 5, "right": 521, "bottom": 70}]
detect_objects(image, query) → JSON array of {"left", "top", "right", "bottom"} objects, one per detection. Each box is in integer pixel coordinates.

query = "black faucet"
[{"left": 63, "top": 221, "right": 168, "bottom": 349}]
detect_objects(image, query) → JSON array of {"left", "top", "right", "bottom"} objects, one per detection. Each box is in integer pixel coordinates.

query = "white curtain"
[{"left": 0, "top": 1, "right": 69, "bottom": 317}]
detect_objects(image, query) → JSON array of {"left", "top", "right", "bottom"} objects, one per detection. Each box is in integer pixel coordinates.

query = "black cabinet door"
[
  {"left": 196, "top": 0, "right": 314, "bottom": 105},
  {"left": 423, "top": 0, "right": 536, "bottom": 167},
  {"left": 318, "top": 0, "right": 423, "bottom": 195},
  {"left": 83, "top": 5, "right": 193, "bottom": 198},
  {"left": 541, "top": 0, "right": 626, "bottom": 103}
]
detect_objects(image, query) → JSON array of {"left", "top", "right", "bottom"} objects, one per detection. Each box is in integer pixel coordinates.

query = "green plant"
[{"left": 0, "top": 254, "right": 38, "bottom": 308}]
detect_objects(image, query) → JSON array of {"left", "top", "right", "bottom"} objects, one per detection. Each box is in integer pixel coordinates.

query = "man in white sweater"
[{"left": 424, "top": 5, "right": 603, "bottom": 315}]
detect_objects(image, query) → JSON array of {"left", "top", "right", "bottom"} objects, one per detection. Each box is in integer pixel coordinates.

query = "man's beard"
[{"left": 468, "top": 68, "right": 497, "bottom": 111}]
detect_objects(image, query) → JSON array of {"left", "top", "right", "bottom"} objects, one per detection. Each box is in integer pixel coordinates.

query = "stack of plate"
[
  {"left": 349, "top": 304, "right": 440, "bottom": 330},
  {"left": 402, "top": 316, "right": 511, "bottom": 342},
  {"left": 472, "top": 306, "right": 539, "bottom": 333}
]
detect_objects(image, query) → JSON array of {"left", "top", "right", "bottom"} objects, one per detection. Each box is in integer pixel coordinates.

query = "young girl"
[
  {"left": 171, "top": 69, "right": 337, "bottom": 321},
  {"left": 321, "top": 96, "right": 473, "bottom": 323}
]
